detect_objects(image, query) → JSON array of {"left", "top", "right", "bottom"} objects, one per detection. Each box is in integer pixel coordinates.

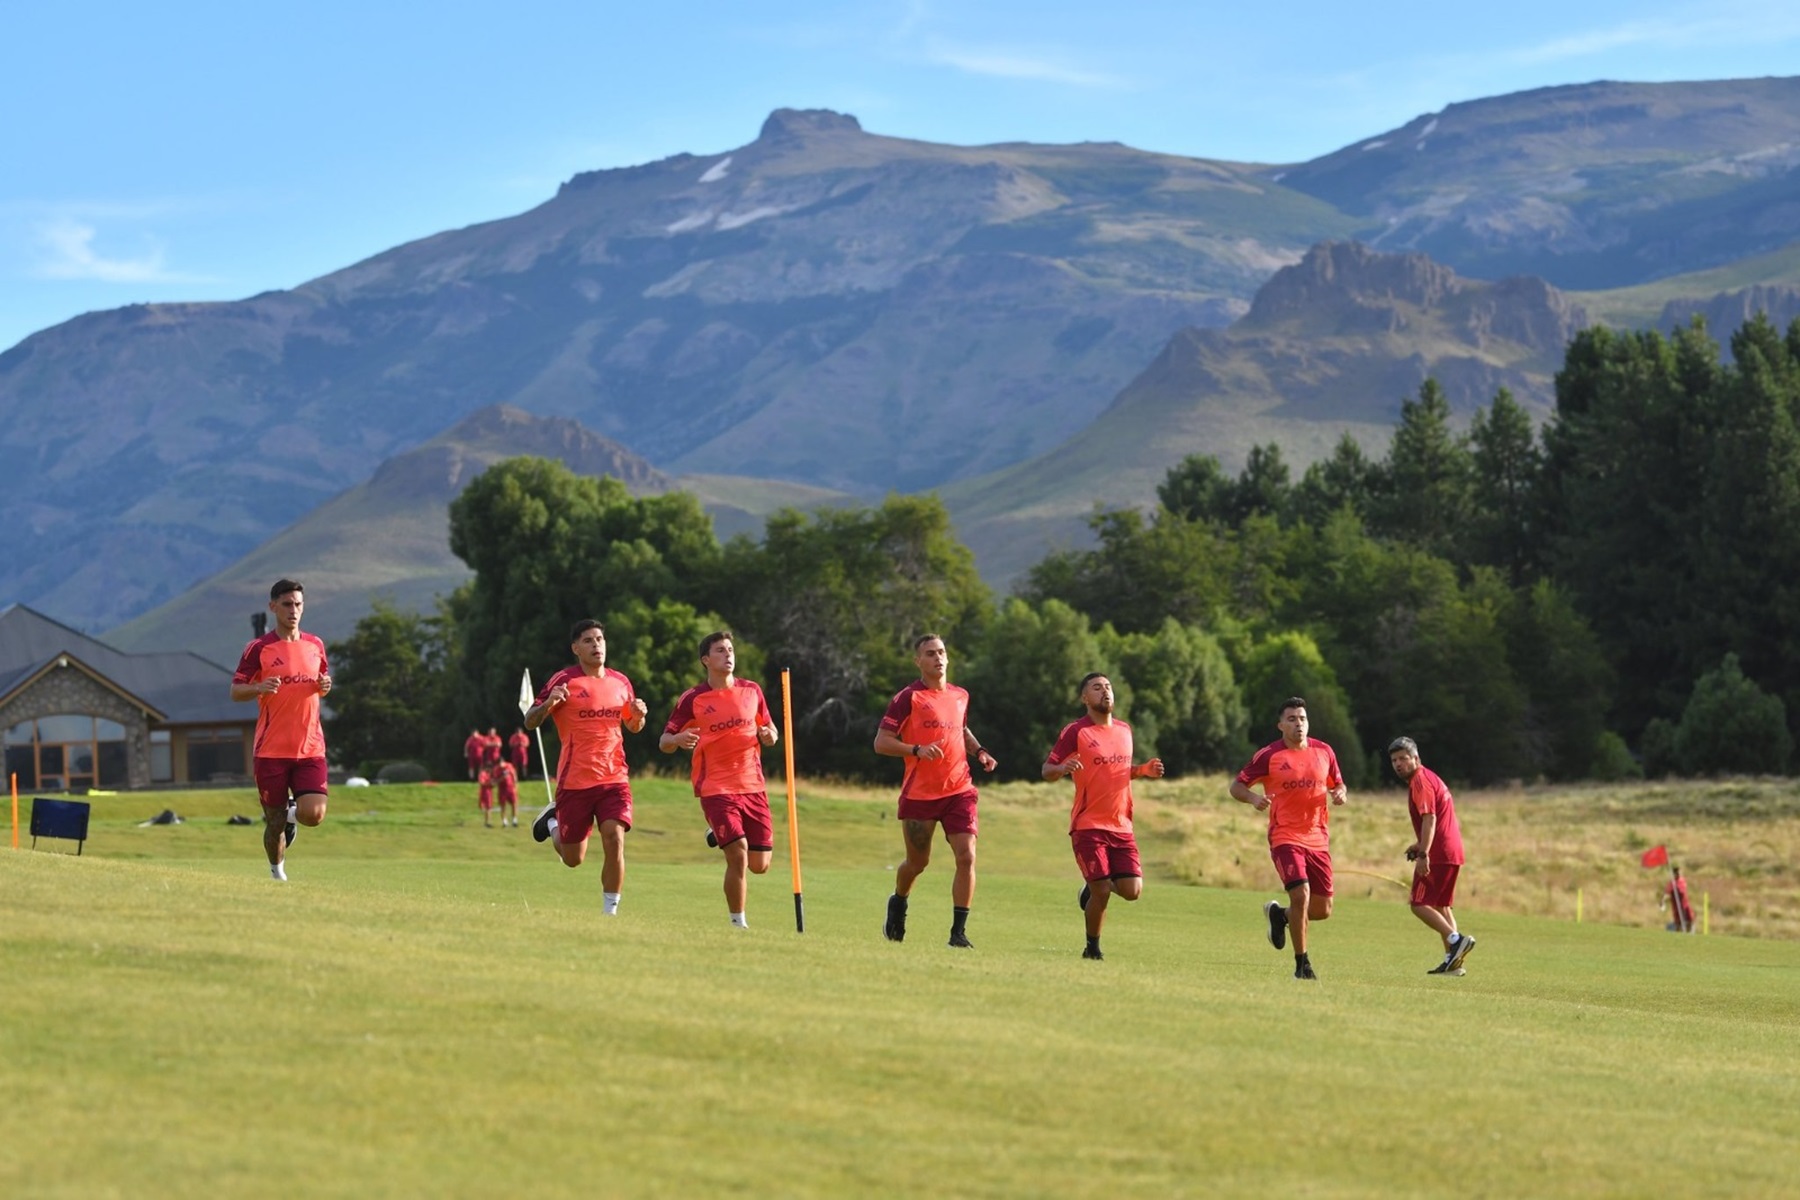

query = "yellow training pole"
[
  {"left": 1576, "top": 888, "right": 1583, "bottom": 924},
  {"left": 780, "top": 669, "right": 805, "bottom": 933},
  {"left": 10, "top": 772, "right": 17, "bottom": 849},
  {"left": 1703, "top": 892, "right": 1710, "bottom": 936}
]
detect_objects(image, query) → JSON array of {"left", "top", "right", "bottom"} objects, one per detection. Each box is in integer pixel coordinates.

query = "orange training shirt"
[
  {"left": 879, "top": 681, "right": 974, "bottom": 801},
  {"left": 664, "top": 679, "right": 772, "bottom": 797},
  {"left": 538, "top": 666, "right": 635, "bottom": 789},
  {"left": 1048, "top": 715, "right": 1136, "bottom": 834},
  {"left": 233, "top": 632, "right": 329, "bottom": 760},
  {"left": 1235, "top": 738, "right": 1343, "bottom": 852}
]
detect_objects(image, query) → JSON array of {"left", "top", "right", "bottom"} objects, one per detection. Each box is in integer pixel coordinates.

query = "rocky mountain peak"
[
  {"left": 1245, "top": 241, "right": 1464, "bottom": 327},
  {"left": 757, "top": 108, "right": 864, "bottom": 142}
]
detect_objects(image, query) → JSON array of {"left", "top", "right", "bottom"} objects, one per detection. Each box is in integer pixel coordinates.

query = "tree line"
[{"left": 325, "top": 314, "right": 1800, "bottom": 788}]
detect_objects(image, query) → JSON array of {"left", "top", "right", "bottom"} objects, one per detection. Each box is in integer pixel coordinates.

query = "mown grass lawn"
[{"left": 4, "top": 778, "right": 1797, "bottom": 1198}]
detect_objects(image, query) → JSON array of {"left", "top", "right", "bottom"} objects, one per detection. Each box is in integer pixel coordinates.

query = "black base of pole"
[{"left": 793, "top": 892, "right": 805, "bottom": 933}]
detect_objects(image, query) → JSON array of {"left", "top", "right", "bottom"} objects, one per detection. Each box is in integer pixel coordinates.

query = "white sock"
[
  {"left": 730, "top": 912, "right": 748, "bottom": 928},
  {"left": 271, "top": 862, "right": 287, "bottom": 881},
  {"left": 545, "top": 818, "right": 559, "bottom": 840},
  {"left": 602, "top": 892, "right": 621, "bottom": 915}
]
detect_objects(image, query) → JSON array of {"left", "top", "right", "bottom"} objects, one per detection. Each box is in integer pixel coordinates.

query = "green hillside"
[{"left": 1573, "top": 239, "right": 1800, "bottom": 328}]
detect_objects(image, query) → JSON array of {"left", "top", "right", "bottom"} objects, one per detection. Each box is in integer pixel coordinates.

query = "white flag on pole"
[{"left": 518, "top": 668, "right": 535, "bottom": 717}]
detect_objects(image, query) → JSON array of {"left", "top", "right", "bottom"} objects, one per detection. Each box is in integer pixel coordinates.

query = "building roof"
[{"left": 0, "top": 604, "right": 246, "bottom": 724}]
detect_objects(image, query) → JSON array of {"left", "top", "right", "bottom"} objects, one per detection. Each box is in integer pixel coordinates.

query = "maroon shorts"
[
  {"left": 478, "top": 786, "right": 494, "bottom": 811},
  {"left": 254, "top": 757, "right": 329, "bottom": 810},
  {"left": 897, "top": 789, "right": 979, "bottom": 837},
  {"left": 1410, "top": 863, "right": 1461, "bottom": 908},
  {"left": 1072, "top": 828, "right": 1141, "bottom": 882},
  {"left": 1270, "top": 842, "right": 1334, "bottom": 898},
  {"left": 555, "top": 782, "right": 633, "bottom": 842},
  {"left": 701, "top": 792, "right": 774, "bottom": 851}
]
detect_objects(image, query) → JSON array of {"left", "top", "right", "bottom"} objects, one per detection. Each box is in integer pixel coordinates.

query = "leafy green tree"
[
  {"left": 1468, "top": 388, "right": 1544, "bottom": 584},
  {"left": 1157, "top": 454, "right": 1232, "bottom": 523},
  {"left": 1671, "top": 653, "right": 1792, "bottom": 776},
  {"left": 1098, "top": 618, "right": 1246, "bottom": 774},
  {"left": 1539, "top": 323, "right": 1719, "bottom": 732},
  {"left": 721, "top": 493, "right": 990, "bottom": 775},
  {"left": 445, "top": 457, "right": 731, "bottom": 767},
  {"left": 1503, "top": 578, "right": 1614, "bottom": 780},
  {"left": 1237, "top": 630, "right": 1367, "bottom": 785},
  {"left": 1021, "top": 507, "right": 1234, "bottom": 636},
  {"left": 323, "top": 601, "right": 452, "bottom": 775},
  {"left": 1290, "top": 434, "right": 1379, "bottom": 529},
  {"left": 958, "top": 598, "right": 1112, "bottom": 782},
  {"left": 1368, "top": 378, "right": 1474, "bottom": 561}
]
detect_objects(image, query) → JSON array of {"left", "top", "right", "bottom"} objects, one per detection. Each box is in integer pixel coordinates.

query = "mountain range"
[{"left": 7, "top": 76, "right": 1800, "bottom": 643}]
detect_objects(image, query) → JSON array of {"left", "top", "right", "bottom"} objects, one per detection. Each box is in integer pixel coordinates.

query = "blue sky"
[{"left": 4, "top": 0, "right": 1799, "bottom": 352}]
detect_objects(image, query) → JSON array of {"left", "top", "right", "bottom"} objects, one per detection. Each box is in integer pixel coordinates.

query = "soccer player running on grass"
[
  {"left": 873, "top": 634, "right": 997, "bottom": 948},
  {"left": 525, "top": 619, "right": 648, "bottom": 916},
  {"left": 1042, "top": 672, "right": 1164, "bottom": 961},
  {"left": 230, "top": 578, "right": 333, "bottom": 882},
  {"left": 660, "top": 631, "right": 779, "bottom": 929},
  {"left": 1388, "top": 737, "right": 1475, "bottom": 975},
  {"left": 1230, "top": 696, "right": 1347, "bottom": 980}
]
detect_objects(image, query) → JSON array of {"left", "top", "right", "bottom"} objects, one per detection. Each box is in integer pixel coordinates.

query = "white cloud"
[
  {"left": 922, "top": 39, "right": 1124, "bottom": 89},
  {"left": 1510, "top": 9, "right": 1800, "bottom": 64},
  {"left": 31, "top": 217, "right": 212, "bottom": 284}
]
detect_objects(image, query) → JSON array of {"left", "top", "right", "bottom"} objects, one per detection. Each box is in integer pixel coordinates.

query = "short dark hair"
[
  {"left": 1279, "top": 696, "right": 1307, "bottom": 717},
  {"left": 913, "top": 632, "right": 945, "bottom": 651},
  {"left": 270, "top": 578, "right": 303, "bottom": 601},
  {"left": 698, "top": 630, "right": 734, "bottom": 659},
  {"left": 569, "top": 619, "right": 605, "bottom": 643},
  {"left": 1388, "top": 736, "right": 1419, "bottom": 756},
  {"left": 1078, "top": 671, "right": 1110, "bottom": 698}
]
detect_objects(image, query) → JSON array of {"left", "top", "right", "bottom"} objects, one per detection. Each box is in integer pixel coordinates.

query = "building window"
[
  {"left": 150, "top": 730, "right": 173, "bottom": 783},
  {"left": 187, "top": 728, "right": 247, "bottom": 782},
  {"left": 1, "top": 714, "right": 130, "bottom": 791}
]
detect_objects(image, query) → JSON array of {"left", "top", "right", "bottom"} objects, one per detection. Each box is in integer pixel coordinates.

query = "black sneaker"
[
  {"left": 883, "top": 895, "right": 907, "bottom": 942},
  {"left": 1447, "top": 933, "right": 1477, "bottom": 971},
  {"left": 1082, "top": 944, "right": 1104, "bottom": 960},
  {"left": 947, "top": 931, "right": 974, "bottom": 949},
  {"left": 1078, "top": 884, "right": 1091, "bottom": 911},
  {"left": 1294, "top": 959, "right": 1318, "bottom": 980},
  {"left": 530, "top": 802, "right": 556, "bottom": 844},
  {"left": 704, "top": 830, "right": 718, "bottom": 849},
  {"left": 1264, "top": 900, "right": 1288, "bottom": 950},
  {"left": 1427, "top": 962, "right": 1466, "bottom": 976}
]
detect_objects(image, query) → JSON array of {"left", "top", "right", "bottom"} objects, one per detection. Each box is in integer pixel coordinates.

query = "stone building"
[{"left": 0, "top": 605, "right": 256, "bottom": 790}]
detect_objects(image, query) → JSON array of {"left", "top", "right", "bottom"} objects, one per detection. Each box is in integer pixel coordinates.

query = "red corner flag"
[{"left": 1641, "top": 844, "right": 1669, "bottom": 868}]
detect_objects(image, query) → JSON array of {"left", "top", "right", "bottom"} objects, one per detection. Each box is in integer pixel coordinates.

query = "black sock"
[
  {"left": 951, "top": 906, "right": 969, "bottom": 936},
  {"left": 1295, "top": 951, "right": 1310, "bottom": 965},
  {"left": 889, "top": 893, "right": 908, "bottom": 912},
  {"left": 1086, "top": 935, "right": 1100, "bottom": 953}
]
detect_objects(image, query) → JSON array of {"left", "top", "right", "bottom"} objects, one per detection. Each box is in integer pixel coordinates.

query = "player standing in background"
[
  {"left": 1042, "top": 672, "right": 1164, "bottom": 960},
  {"left": 1389, "top": 737, "right": 1474, "bottom": 974},
  {"left": 230, "top": 579, "right": 333, "bottom": 882},
  {"left": 1230, "top": 697, "right": 1347, "bottom": 980},
  {"left": 660, "top": 631, "right": 779, "bottom": 928},
  {"left": 525, "top": 619, "right": 648, "bottom": 916},
  {"left": 495, "top": 758, "right": 519, "bottom": 829},
  {"left": 873, "top": 634, "right": 997, "bottom": 949},
  {"left": 507, "top": 726, "right": 531, "bottom": 778},
  {"left": 464, "top": 729, "right": 484, "bottom": 780},
  {"left": 477, "top": 767, "right": 495, "bottom": 827}
]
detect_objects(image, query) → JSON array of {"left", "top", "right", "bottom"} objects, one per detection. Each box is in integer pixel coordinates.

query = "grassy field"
[{"left": 5, "top": 776, "right": 1799, "bottom": 1198}]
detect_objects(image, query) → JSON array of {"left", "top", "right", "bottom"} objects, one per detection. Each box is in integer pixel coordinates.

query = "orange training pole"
[{"left": 781, "top": 668, "right": 804, "bottom": 933}]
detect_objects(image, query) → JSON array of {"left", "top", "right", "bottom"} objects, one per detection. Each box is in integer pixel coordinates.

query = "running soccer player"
[
  {"left": 1043, "top": 672, "right": 1164, "bottom": 960},
  {"left": 873, "top": 633, "right": 997, "bottom": 949},
  {"left": 659, "top": 631, "right": 779, "bottom": 928},
  {"left": 1229, "top": 696, "right": 1347, "bottom": 980},
  {"left": 230, "top": 578, "right": 333, "bottom": 882},
  {"left": 525, "top": 619, "right": 648, "bottom": 916},
  {"left": 1388, "top": 736, "right": 1474, "bottom": 975}
]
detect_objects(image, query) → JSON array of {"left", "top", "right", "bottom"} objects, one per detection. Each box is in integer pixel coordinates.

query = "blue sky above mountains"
[{"left": 4, "top": 0, "right": 1799, "bottom": 353}]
